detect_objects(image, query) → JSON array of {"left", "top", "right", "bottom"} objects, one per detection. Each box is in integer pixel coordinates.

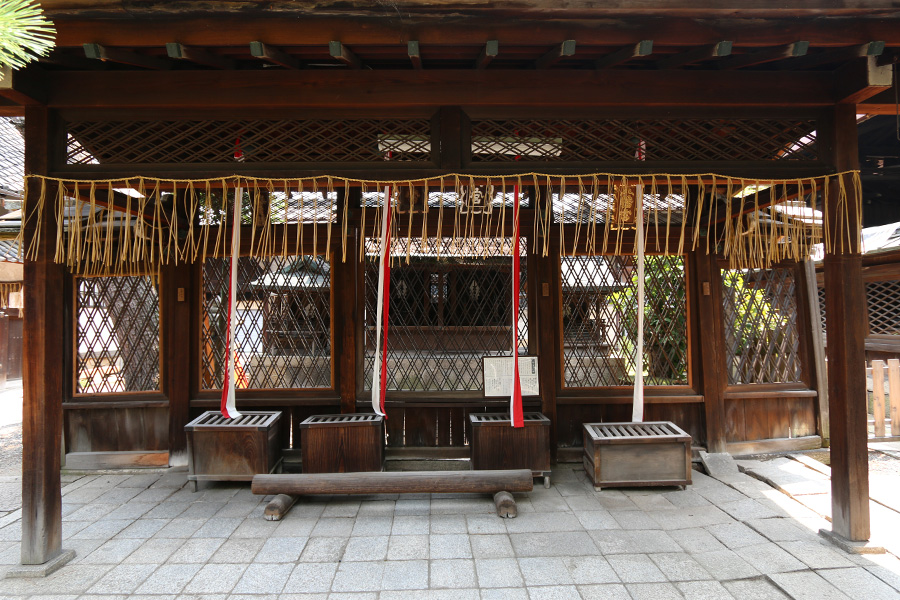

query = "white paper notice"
[{"left": 483, "top": 356, "right": 540, "bottom": 397}]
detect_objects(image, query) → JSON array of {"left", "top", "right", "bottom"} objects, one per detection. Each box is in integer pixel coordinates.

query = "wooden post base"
[
  {"left": 264, "top": 494, "right": 299, "bottom": 521},
  {"left": 493, "top": 491, "right": 517, "bottom": 518}
]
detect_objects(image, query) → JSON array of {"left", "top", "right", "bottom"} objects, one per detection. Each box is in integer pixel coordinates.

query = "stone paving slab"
[{"left": 0, "top": 463, "right": 897, "bottom": 598}]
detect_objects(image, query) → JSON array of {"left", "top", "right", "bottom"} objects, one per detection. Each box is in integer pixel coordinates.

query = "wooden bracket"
[
  {"left": 408, "top": 41, "right": 422, "bottom": 70},
  {"left": 476, "top": 40, "right": 499, "bottom": 69},
  {"left": 330, "top": 41, "right": 363, "bottom": 69},
  {"left": 166, "top": 43, "right": 236, "bottom": 70}
]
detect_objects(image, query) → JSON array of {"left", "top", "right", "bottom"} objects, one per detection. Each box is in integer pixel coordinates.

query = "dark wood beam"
[
  {"left": 535, "top": 40, "right": 576, "bottom": 70},
  {"left": 717, "top": 41, "right": 809, "bottom": 70},
  {"left": 50, "top": 16, "right": 900, "bottom": 49},
  {"left": 0, "top": 66, "right": 46, "bottom": 106},
  {"left": 475, "top": 40, "right": 499, "bottom": 69},
  {"left": 83, "top": 43, "right": 170, "bottom": 70},
  {"left": 249, "top": 41, "right": 300, "bottom": 69},
  {"left": 656, "top": 41, "right": 732, "bottom": 69},
  {"left": 595, "top": 40, "right": 653, "bottom": 69},
  {"left": 858, "top": 86, "right": 900, "bottom": 114},
  {"left": 43, "top": 69, "right": 837, "bottom": 109},
  {"left": 820, "top": 104, "right": 870, "bottom": 543},
  {"left": 834, "top": 55, "right": 892, "bottom": 104},
  {"left": 781, "top": 41, "right": 885, "bottom": 71},
  {"left": 165, "top": 43, "right": 236, "bottom": 70},
  {"left": 408, "top": 41, "right": 422, "bottom": 70},
  {"left": 329, "top": 41, "right": 363, "bottom": 69}
]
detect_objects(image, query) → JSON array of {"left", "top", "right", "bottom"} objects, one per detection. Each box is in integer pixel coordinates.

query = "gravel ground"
[
  {"left": 0, "top": 422, "right": 22, "bottom": 478},
  {"left": 803, "top": 448, "right": 900, "bottom": 475}
]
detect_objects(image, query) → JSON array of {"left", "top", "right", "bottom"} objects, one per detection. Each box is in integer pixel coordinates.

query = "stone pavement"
[{"left": 0, "top": 462, "right": 899, "bottom": 599}]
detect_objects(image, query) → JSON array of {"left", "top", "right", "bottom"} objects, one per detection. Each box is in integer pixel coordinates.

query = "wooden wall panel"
[
  {"left": 722, "top": 395, "right": 818, "bottom": 442},
  {"left": 64, "top": 407, "right": 169, "bottom": 452}
]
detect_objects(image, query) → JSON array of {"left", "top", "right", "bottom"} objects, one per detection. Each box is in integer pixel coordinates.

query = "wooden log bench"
[{"left": 251, "top": 469, "right": 534, "bottom": 520}]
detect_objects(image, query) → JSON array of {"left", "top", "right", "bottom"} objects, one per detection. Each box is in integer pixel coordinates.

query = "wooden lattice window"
[
  {"left": 67, "top": 118, "right": 433, "bottom": 165},
  {"left": 866, "top": 279, "right": 900, "bottom": 335},
  {"left": 722, "top": 267, "right": 802, "bottom": 385},
  {"left": 201, "top": 256, "right": 332, "bottom": 390},
  {"left": 561, "top": 255, "right": 688, "bottom": 387},
  {"left": 364, "top": 238, "right": 527, "bottom": 392},
  {"left": 75, "top": 276, "right": 161, "bottom": 394},
  {"left": 470, "top": 118, "right": 817, "bottom": 162}
]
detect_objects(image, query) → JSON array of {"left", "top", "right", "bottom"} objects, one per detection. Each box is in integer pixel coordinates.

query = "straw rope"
[{"left": 16, "top": 172, "right": 860, "bottom": 274}]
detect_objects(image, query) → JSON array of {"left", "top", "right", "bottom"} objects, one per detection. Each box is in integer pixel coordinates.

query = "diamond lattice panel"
[
  {"left": 67, "top": 119, "right": 433, "bottom": 165},
  {"left": 722, "top": 267, "right": 802, "bottom": 384},
  {"left": 76, "top": 276, "right": 160, "bottom": 394},
  {"left": 364, "top": 238, "right": 527, "bottom": 391},
  {"left": 201, "top": 256, "right": 332, "bottom": 390},
  {"left": 867, "top": 279, "right": 900, "bottom": 335},
  {"left": 562, "top": 255, "right": 688, "bottom": 387},
  {"left": 470, "top": 119, "right": 817, "bottom": 162}
]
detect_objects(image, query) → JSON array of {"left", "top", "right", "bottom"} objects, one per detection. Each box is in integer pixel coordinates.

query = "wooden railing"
[{"left": 868, "top": 359, "right": 900, "bottom": 440}]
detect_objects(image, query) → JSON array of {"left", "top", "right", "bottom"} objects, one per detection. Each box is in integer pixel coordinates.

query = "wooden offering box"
[
  {"left": 185, "top": 411, "right": 283, "bottom": 491},
  {"left": 583, "top": 421, "right": 692, "bottom": 491},
  {"left": 299, "top": 414, "right": 384, "bottom": 473},
  {"left": 470, "top": 412, "right": 552, "bottom": 487}
]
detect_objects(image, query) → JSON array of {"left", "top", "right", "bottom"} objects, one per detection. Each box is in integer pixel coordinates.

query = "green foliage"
[
  {"left": 609, "top": 256, "right": 688, "bottom": 384},
  {"left": 0, "top": 1, "right": 55, "bottom": 72},
  {"left": 721, "top": 270, "right": 787, "bottom": 353}
]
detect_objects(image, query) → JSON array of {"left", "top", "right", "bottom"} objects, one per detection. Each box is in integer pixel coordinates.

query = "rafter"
[
  {"left": 329, "top": 41, "right": 363, "bottom": 69},
  {"left": 717, "top": 42, "right": 809, "bottom": 70},
  {"left": 656, "top": 41, "right": 732, "bottom": 69},
  {"left": 165, "top": 43, "right": 235, "bottom": 69},
  {"left": 249, "top": 41, "right": 300, "bottom": 69},
  {"left": 780, "top": 41, "right": 884, "bottom": 70},
  {"left": 535, "top": 40, "right": 576, "bottom": 70},
  {"left": 83, "top": 43, "right": 170, "bottom": 70},
  {"left": 408, "top": 41, "right": 422, "bottom": 70},
  {"left": 595, "top": 40, "right": 653, "bottom": 69},
  {"left": 476, "top": 40, "right": 499, "bottom": 69}
]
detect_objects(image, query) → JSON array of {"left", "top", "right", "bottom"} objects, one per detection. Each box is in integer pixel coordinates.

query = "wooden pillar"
[
  {"left": 821, "top": 105, "right": 870, "bottom": 541},
  {"left": 21, "top": 107, "right": 66, "bottom": 565},
  {"left": 337, "top": 189, "right": 360, "bottom": 413},
  {"left": 164, "top": 262, "right": 192, "bottom": 465},
  {"left": 535, "top": 242, "right": 560, "bottom": 461},
  {"left": 693, "top": 251, "right": 728, "bottom": 453}
]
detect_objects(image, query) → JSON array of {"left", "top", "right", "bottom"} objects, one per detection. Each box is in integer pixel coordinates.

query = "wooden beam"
[
  {"left": 782, "top": 41, "right": 885, "bottom": 71},
  {"left": 820, "top": 104, "right": 870, "bottom": 543},
  {"left": 595, "top": 40, "right": 653, "bottom": 69},
  {"left": 43, "top": 69, "right": 837, "bottom": 109},
  {"left": 20, "top": 106, "right": 66, "bottom": 566},
  {"left": 858, "top": 85, "right": 900, "bottom": 114},
  {"left": 717, "top": 41, "right": 809, "bottom": 70},
  {"left": 694, "top": 251, "right": 728, "bottom": 453},
  {"left": 163, "top": 262, "right": 192, "bottom": 466},
  {"left": 165, "top": 43, "right": 235, "bottom": 70},
  {"left": 0, "top": 65, "right": 46, "bottom": 106},
  {"left": 82, "top": 43, "right": 170, "bottom": 70},
  {"left": 408, "top": 41, "right": 422, "bottom": 70},
  {"left": 49, "top": 16, "right": 900, "bottom": 49},
  {"left": 475, "top": 40, "right": 499, "bottom": 69},
  {"left": 249, "top": 41, "right": 300, "bottom": 69},
  {"left": 802, "top": 259, "right": 829, "bottom": 445},
  {"left": 834, "top": 55, "right": 893, "bottom": 104},
  {"left": 656, "top": 41, "right": 732, "bottom": 69},
  {"left": 329, "top": 41, "right": 363, "bottom": 69},
  {"left": 535, "top": 40, "right": 576, "bottom": 70}
]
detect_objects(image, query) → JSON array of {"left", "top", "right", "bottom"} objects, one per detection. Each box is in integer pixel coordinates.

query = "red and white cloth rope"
[
  {"left": 221, "top": 185, "right": 243, "bottom": 419},
  {"left": 371, "top": 186, "right": 393, "bottom": 416},
  {"left": 510, "top": 184, "right": 524, "bottom": 428}
]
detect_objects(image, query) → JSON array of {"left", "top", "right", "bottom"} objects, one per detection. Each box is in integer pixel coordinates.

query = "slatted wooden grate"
[
  {"left": 585, "top": 421, "right": 688, "bottom": 440},
  {"left": 470, "top": 412, "right": 548, "bottom": 424},
  {"left": 201, "top": 255, "right": 332, "bottom": 390},
  {"left": 66, "top": 118, "right": 433, "bottom": 165},
  {"left": 470, "top": 118, "right": 817, "bottom": 162},
  {"left": 187, "top": 411, "right": 281, "bottom": 429},
  {"left": 302, "top": 414, "right": 383, "bottom": 425},
  {"left": 364, "top": 237, "right": 527, "bottom": 392},
  {"left": 561, "top": 255, "right": 688, "bottom": 387},
  {"left": 75, "top": 275, "right": 161, "bottom": 394},
  {"left": 722, "top": 267, "right": 802, "bottom": 384}
]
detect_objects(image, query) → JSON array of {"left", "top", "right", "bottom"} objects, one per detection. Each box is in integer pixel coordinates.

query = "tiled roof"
[
  {"left": 0, "top": 118, "right": 25, "bottom": 195},
  {"left": 0, "top": 239, "right": 20, "bottom": 263}
]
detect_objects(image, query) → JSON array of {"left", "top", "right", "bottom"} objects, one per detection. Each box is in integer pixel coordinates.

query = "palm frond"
[{"left": 0, "top": 0, "right": 56, "bottom": 71}]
